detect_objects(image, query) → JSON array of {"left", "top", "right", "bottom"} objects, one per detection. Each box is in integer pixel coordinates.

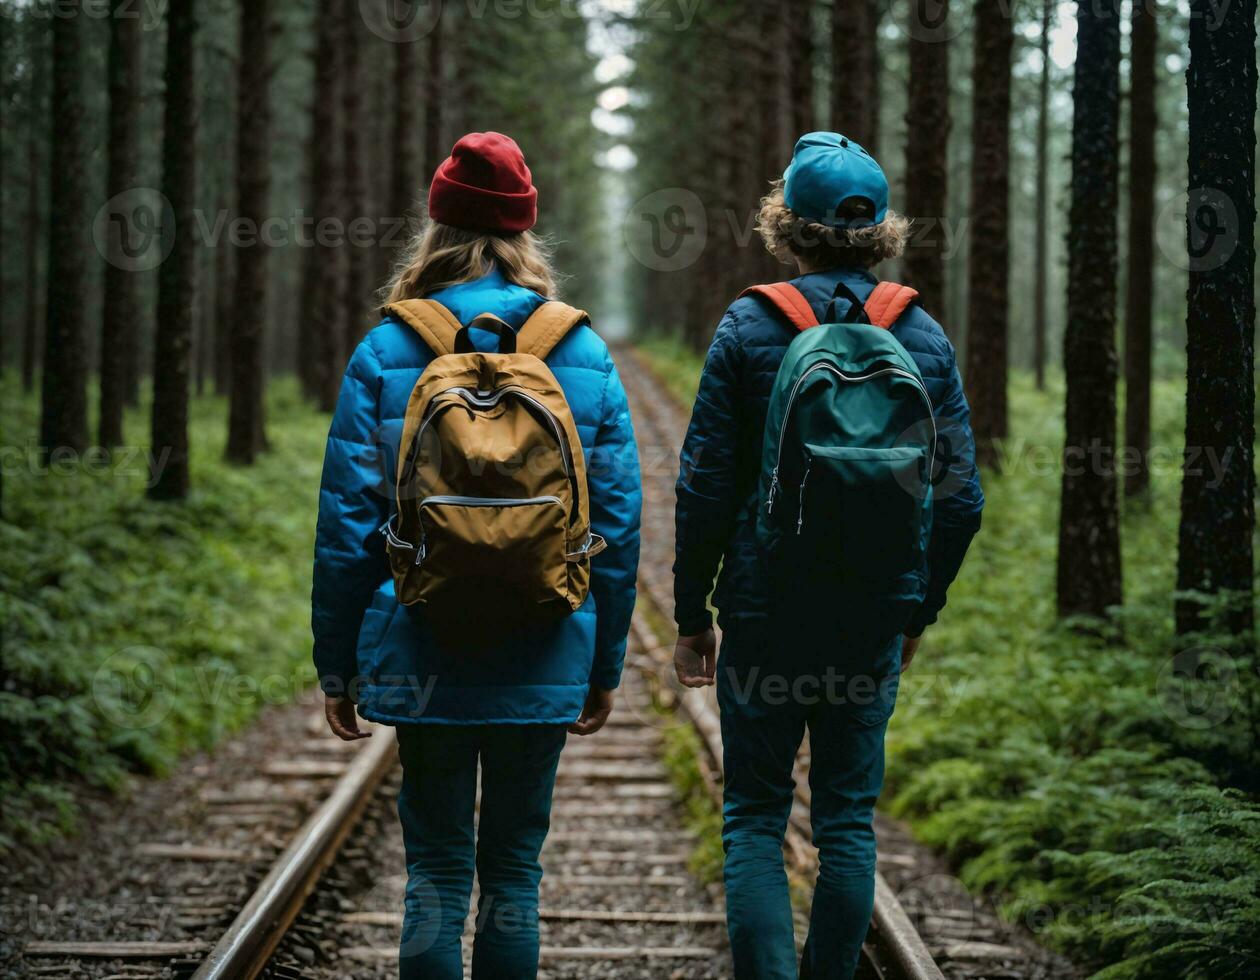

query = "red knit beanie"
[{"left": 427, "top": 132, "right": 538, "bottom": 233}]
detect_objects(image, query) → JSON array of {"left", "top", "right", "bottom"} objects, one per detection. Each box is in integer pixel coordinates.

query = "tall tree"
[
  {"left": 831, "top": 0, "right": 878, "bottom": 149},
  {"left": 304, "top": 0, "right": 346, "bottom": 410},
  {"left": 903, "top": 0, "right": 950, "bottom": 317},
  {"left": 1056, "top": 0, "right": 1123, "bottom": 620},
  {"left": 390, "top": 38, "right": 420, "bottom": 224},
  {"left": 790, "top": 0, "right": 816, "bottom": 137},
  {"left": 225, "top": 0, "right": 271, "bottom": 463},
  {"left": 423, "top": 11, "right": 445, "bottom": 182},
  {"left": 1176, "top": 0, "right": 1256, "bottom": 638},
  {"left": 1032, "top": 0, "right": 1052, "bottom": 390},
  {"left": 341, "top": 6, "right": 371, "bottom": 357},
  {"left": 1122, "top": 0, "right": 1157, "bottom": 497},
  {"left": 964, "top": 0, "right": 1013, "bottom": 466},
  {"left": 149, "top": 0, "right": 198, "bottom": 500},
  {"left": 22, "top": 14, "right": 46, "bottom": 393},
  {"left": 98, "top": 6, "right": 143, "bottom": 450},
  {"left": 39, "top": 0, "right": 89, "bottom": 461}
]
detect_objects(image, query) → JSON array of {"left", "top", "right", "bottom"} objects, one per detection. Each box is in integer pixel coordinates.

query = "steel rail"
[{"left": 191, "top": 725, "right": 398, "bottom": 980}]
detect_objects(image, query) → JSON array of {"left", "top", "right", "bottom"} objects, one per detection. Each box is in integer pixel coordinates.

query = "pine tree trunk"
[
  {"left": 149, "top": 0, "right": 198, "bottom": 500},
  {"left": 22, "top": 22, "right": 45, "bottom": 394},
  {"left": 903, "top": 0, "right": 950, "bottom": 317},
  {"left": 423, "top": 13, "right": 445, "bottom": 188},
  {"left": 341, "top": 6, "right": 371, "bottom": 358},
  {"left": 1056, "top": 0, "right": 1123, "bottom": 620},
  {"left": 831, "top": 0, "right": 877, "bottom": 149},
  {"left": 306, "top": 0, "right": 347, "bottom": 411},
  {"left": 40, "top": 0, "right": 89, "bottom": 461},
  {"left": 214, "top": 234, "right": 233, "bottom": 395},
  {"left": 759, "top": 2, "right": 792, "bottom": 183},
  {"left": 226, "top": 0, "right": 271, "bottom": 464},
  {"left": 1175, "top": 0, "right": 1256, "bottom": 639},
  {"left": 964, "top": 0, "right": 1013, "bottom": 467},
  {"left": 391, "top": 38, "right": 419, "bottom": 221},
  {"left": 790, "top": 0, "right": 816, "bottom": 138},
  {"left": 1033, "top": 0, "right": 1052, "bottom": 391},
  {"left": 1123, "top": 0, "right": 1157, "bottom": 497},
  {"left": 99, "top": 7, "right": 143, "bottom": 450}
]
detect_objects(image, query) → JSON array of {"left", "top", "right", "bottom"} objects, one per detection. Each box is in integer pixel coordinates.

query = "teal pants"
[
  {"left": 395, "top": 724, "right": 567, "bottom": 980},
  {"left": 716, "top": 620, "right": 900, "bottom": 979}
]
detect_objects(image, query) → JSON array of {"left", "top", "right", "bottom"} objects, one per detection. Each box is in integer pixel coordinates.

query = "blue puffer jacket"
[
  {"left": 674, "top": 266, "right": 984, "bottom": 638},
  {"left": 312, "top": 267, "right": 642, "bottom": 725}
]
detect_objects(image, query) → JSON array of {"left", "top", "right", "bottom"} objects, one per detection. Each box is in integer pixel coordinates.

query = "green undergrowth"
[
  {"left": 0, "top": 376, "right": 326, "bottom": 852},
  {"left": 660, "top": 721, "right": 725, "bottom": 885},
  {"left": 632, "top": 335, "right": 1260, "bottom": 979}
]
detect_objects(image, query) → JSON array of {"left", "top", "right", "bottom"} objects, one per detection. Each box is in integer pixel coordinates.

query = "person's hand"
[
  {"left": 901, "top": 633, "right": 923, "bottom": 673},
  {"left": 325, "top": 695, "right": 371, "bottom": 741},
  {"left": 570, "top": 686, "right": 615, "bottom": 736},
  {"left": 674, "top": 628, "right": 717, "bottom": 688}
]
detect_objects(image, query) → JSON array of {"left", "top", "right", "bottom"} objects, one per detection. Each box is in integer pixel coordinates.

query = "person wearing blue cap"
[{"left": 671, "top": 133, "right": 984, "bottom": 978}]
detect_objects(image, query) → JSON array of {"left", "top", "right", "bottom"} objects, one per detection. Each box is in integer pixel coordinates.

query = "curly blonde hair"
[
  {"left": 384, "top": 219, "right": 557, "bottom": 303},
  {"left": 756, "top": 180, "right": 909, "bottom": 270}
]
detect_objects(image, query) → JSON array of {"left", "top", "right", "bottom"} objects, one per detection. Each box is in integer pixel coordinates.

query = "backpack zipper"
[
  {"left": 766, "top": 363, "right": 937, "bottom": 515},
  {"left": 421, "top": 494, "right": 562, "bottom": 507}
]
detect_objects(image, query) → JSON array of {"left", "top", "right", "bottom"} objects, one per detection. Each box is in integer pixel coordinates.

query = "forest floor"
[{"left": 635, "top": 336, "right": 1260, "bottom": 980}]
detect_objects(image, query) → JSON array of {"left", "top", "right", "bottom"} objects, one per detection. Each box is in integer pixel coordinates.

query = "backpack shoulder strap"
[
  {"left": 382, "top": 298, "right": 463, "bottom": 356},
  {"left": 739, "top": 282, "right": 819, "bottom": 332},
  {"left": 515, "top": 301, "right": 591, "bottom": 360},
  {"left": 864, "top": 281, "right": 920, "bottom": 330}
]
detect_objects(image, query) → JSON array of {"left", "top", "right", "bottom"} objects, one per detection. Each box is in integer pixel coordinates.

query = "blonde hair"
[
  {"left": 756, "top": 180, "right": 910, "bottom": 270},
  {"left": 384, "top": 219, "right": 557, "bottom": 302}
]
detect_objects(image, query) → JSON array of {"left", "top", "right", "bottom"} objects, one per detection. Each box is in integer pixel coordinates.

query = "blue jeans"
[
  {"left": 395, "top": 724, "right": 567, "bottom": 980},
  {"left": 717, "top": 619, "right": 900, "bottom": 979}
]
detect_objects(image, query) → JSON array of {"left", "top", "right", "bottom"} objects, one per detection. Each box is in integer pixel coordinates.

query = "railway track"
[{"left": 11, "top": 343, "right": 1071, "bottom": 979}]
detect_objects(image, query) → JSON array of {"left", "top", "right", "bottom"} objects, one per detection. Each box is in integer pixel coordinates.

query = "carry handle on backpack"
[
  {"left": 456, "top": 314, "right": 517, "bottom": 353},
  {"left": 383, "top": 299, "right": 591, "bottom": 360},
  {"left": 739, "top": 279, "right": 919, "bottom": 332}
]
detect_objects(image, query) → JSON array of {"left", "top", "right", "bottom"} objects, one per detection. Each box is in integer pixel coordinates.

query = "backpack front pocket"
[
  {"left": 416, "top": 495, "right": 569, "bottom": 607},
  {"left": 792, "top": 444, "right": 929, "bottom": 581}
]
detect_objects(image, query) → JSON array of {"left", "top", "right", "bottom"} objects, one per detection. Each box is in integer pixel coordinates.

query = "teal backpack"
[{"left": 747, "top": 279, "right": 937, "bottom": 591}]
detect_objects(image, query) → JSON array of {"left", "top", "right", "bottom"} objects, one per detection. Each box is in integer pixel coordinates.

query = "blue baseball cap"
[{"left": 782, "top": 132, "right": 889, "bottom": 229}]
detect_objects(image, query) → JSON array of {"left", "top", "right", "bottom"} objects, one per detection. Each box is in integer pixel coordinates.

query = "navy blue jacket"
[
  {"left": 312, "top": 268, "right": 642, "bottom": 724},
  {"left": 673, "top": 266, "right": 984, "bottom": 638}
]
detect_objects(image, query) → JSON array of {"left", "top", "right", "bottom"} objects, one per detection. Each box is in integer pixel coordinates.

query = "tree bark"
[
  {"left": 214, "top": 228, "right": 233, "bottom": 395},
  {"left": 1122, "top": 0, "right": 1157, "bottom": 497},
  {"left": 963, "top": 0, "right": 1013, "bottom": 467},
  {"left": 1033, "top": 0, "right": 1052, "bottom": 390},
  {"left": 790, "top": 0, "right": 816, "bottom": 138},
  {"left": 831, "top": 0, "right": 878, "bottom": 150},
  {"left": 305, "top": 0, "right": 346, "bottom": 411},
  {"left": 1175, "top": 0, "right": 1256, "bottom": 639},
  {"left": 1056, "top": 0, "right": 1123, "bottom": 620},
  {"left": 98, "top": 6, "right": 143, "bottom": 450},
  {"left": 225, "top": 0, "right": 271, "bottom": 464},
  {"left": 40, "top": 0, "right": 89, "bottom": 461},
  {"left": 149, "top": 0, "right": 198, "bottom": 500},
  {"left": 341, "top": 5, "right": 371, "bottom": 358},
  {"left": 903, "top": 0, "right": 950, "bottom": 318},
  {"left": 423, "top": 12, "right": 445, "bottom": 189},
  {"left": 390, "top": 38, "right": 420, "bottom": 229},
  {"left": 22, "top": 18, "right": 46, "bottom": 394}
]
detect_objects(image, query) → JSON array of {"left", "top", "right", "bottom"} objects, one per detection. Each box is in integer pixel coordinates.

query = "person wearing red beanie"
[{"left": 427, "top": 131, "right": 539, "bottom": 233}]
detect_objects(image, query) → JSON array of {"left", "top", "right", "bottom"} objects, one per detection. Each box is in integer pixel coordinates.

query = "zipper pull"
[
  {"left": 767, "top": 468, "right": 780, "bottom": 515},
  {"left": 796, "top": 462, "right": 812, "bottom": 535}
]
